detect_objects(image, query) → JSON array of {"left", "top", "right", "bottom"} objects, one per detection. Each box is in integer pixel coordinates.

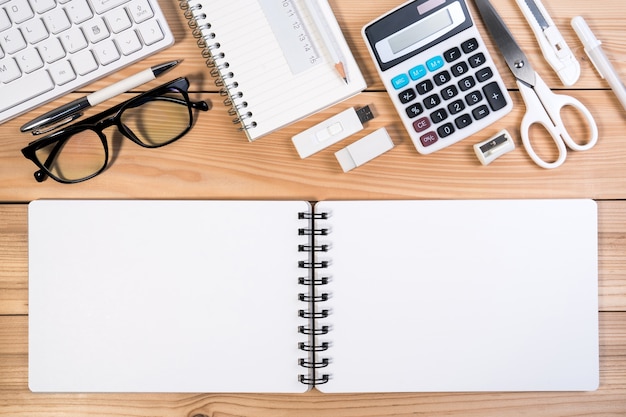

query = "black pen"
[{"left": 21, "top": 60, "right": 181, "bottom": 133}]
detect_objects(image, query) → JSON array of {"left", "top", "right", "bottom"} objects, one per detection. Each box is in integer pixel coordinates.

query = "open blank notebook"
[
  {"left": 28, "top": 199, "right": 599, "bottom": 393},
  {"left": 182, "top": 0, "right": 367, "bottom": 141}
]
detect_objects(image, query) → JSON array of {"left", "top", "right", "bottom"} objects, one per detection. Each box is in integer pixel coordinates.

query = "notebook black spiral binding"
[
  {"left": 297, "top": 210, "right": 331, "bottom": 386},
  {"left": 179, "top": 0, "right": 257, "bottom": 132}
]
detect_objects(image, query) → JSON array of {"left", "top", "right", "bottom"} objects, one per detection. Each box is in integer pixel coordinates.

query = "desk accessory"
[
  {"left": 21, "top": 78, "right": 209, "bottom": 184},
  {"left": 571, "top": 16, "right": 626, "bottom": 113},
  {"left": 21, "top": 60, "right": 181, "bottom": 134},
  {"left": 180, "top": 0, "right": 366, "bottom": 141},
  {"left": 0, "top": 0, "right": 174, "bottom": 125},
  {"left": 474, "top": 0, "right": 598, "bottom": 169},
  {"left": 361, "top": 0, "right": 512, "bottom": 155},
  {"left": 28, "top": 199, "right": 598, "bottom": 393},
  {"left": 515, "top": 0, "right": 580, "bottom": 86},
  {"left": 335, "top": 127, "right": 394, "bottom": 171},
  {"left": 292, "top": 106, "right": 375, "bottom": 158},
  {"left": 473, "top": 129, "right": 515, "bottom": 165}
]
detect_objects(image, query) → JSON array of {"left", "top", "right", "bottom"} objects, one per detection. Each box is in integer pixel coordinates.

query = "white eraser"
[
  {"left": 473, "top": 129, "right": 515, "bottom": 165},
  {"left": 335, "top": 127, "right": 394, "bottom": 172},
  {"left": 292, "top": 107, "right": 365, "bottom": 158}
]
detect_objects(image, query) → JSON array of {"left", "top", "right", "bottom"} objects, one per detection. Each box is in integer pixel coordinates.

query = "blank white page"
[
  {"left": 315, "top": 199, "right": 598, "bottom": 393},
  {"left": 29, "top": 200, "right": 310, "bottom": 393}
]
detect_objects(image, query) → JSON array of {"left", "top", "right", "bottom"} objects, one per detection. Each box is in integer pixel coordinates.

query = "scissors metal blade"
[{"left": 473, "top": 0, "right": 536, "bottom": 87}]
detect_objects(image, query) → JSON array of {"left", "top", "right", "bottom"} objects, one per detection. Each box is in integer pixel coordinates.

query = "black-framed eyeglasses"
[{"left": 21, "top": 77, "right": 209, "bottom": 184}]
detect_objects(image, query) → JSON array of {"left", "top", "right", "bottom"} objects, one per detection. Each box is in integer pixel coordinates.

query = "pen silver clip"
[{"left": 31, "top": 112, "right": 83, "bottom": 135}]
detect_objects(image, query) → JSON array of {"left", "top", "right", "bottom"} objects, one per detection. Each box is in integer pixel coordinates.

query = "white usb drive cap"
[
  {"left": 335, "top": 127, "right": 394, "bottom": 172},
  {"left": 292, "top": 106, "right": 375, "bottom": 158}
]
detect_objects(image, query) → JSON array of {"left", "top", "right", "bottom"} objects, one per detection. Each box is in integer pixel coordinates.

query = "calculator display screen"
[{"left": 364, "top": 0, "right": 473, "bottom": 71}]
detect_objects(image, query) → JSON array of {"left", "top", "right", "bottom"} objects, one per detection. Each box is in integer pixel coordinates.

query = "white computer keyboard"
[{"left": 0, "top": 0, "right": 174, "bottom": 124}]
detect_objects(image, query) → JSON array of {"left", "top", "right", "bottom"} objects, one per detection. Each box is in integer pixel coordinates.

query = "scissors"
[{"left": 473, "top": 0, "right": 598, "bottom": 169}]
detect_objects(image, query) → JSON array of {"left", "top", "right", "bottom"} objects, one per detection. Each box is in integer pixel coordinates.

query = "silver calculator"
[{"left": 362, "top": 0, "right": 512, "bottom": 154}]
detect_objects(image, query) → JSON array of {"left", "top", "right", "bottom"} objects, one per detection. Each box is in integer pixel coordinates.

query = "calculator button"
[
  {"left": 454, "top": 114, "right": 473, "bottom": 129},
  {"left": 409, "top": 64, "right": 427, "bottom": 81},
  {"left": 476, "top": 67, "right": 494, "bottom": 82},
  {"left": 416, "top": 79, "right": 434, "bottom": 95},
  {"left": 437, "top": 123, "right": 455, "bottom": 138},
  {"left": 426, "top": 55, "right": 444, "bottom": 72},
  {"left": 443, "top": 46, "right": 461, "bottom": 63},
  {"left": 431, "top": 108, "right": 448, "bottom": 124},
  {"left": 472, "top": 104, "right": 490, "bottom": 120},
  {"left": 448, "top": 99, "right": 465, "bottom": 115},
  {"left": 406, "top": 102, "right": 424, "bottom": 118},
  {"left": 433, "top": 70, "right": 451, "bottom": 86},
  {"left": 424, "top": 93, "right": 441, "bottom": 109},
  {"left": 441, "top": 85, "right": 458, "bottom": 100},
  {"left": 451, "top": 61, "right": 469, "bottom": 77},
  {"left": 461, "top": 38, "right": 479, "bottom": 54},
  {"left": 420, "top": 131, "right": 438, "bottom": 147},
  {"left": 458, "top": 75, "right": 476, "bottom": 91},
  {"left": 399, "top": 88, "right": 417, "bottom": 104},
  {"left": 391, "top": 73, "right": 410, "bottom": 90},
  {"left": 483, "top": 81, "right": 507, "bottom": 111},
  {"left": 465, "top": 90, "right": 483, "bottom": 106},
  {"left": 469, "top": 52, "right": 486, "bottom": 68},
  {"left": 413, "top": 117, "right": 431, "bottom": 132}
]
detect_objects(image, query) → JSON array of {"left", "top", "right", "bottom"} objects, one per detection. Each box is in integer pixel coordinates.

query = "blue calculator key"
[
  {"left": 391, "top": 73, "right": 410, "bottom": 90},
  {"left": 426, "top": 56, "right": 444, "bottom": 72},
  {"left": 409, "top": 64, "right": 427, "bottom": 80}
]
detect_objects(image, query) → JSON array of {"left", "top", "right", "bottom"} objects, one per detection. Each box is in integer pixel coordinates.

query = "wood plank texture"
[{"left": 0, "top": 0, "right": 624, "bottom": 416}]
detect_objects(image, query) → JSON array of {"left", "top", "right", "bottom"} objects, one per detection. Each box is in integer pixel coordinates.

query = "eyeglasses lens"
[
  {"left": 120, "top": 91, "right": 192, "bottom": 147},
  {"left": 35, "top": 129, "right": 106, "bottom": 182}
]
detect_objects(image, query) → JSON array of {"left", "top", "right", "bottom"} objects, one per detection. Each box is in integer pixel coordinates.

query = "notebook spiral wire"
[
  {"left": 297, "top": 210, "right": 331, "bottom": 386},
  {"left": 179, "top": 0, "right": 257, "bottom": 131}
]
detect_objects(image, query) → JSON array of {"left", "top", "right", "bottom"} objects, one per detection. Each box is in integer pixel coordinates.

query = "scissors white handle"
[{"left": 518, "top": 73, "right": 598, "bottom": 169}]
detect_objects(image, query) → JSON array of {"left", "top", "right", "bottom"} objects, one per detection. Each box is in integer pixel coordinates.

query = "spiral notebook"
[
  {"left": 181, "top": 0, "right": 367, "bottom": 141},
  {"left": 28, "top": 199, "right": 599, "bottom": 393}
]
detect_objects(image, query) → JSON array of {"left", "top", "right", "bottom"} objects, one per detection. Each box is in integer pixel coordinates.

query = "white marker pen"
[{"left": 572, "top": 16, "right": 626, "bottom": 112}]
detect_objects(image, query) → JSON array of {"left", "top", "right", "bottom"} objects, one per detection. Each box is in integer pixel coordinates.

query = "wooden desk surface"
[{"left": 1, "top": 0, "right": 625, "bottom": 416}]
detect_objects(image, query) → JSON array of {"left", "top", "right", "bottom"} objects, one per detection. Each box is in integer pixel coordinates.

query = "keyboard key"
[
  {"left": 23, "top": 18, "right": 49, "bottom": 44},
  {"left": 465, "top": 90, "right": 483, "bottom": 106},
  {"left": 398, "top": 87, "right": 416, "bottom": 104},
  {"left": 105, "top": 7, "right": 132, "bottom": 33},
  {"left": 391, "top": 73, "right": 409, "bottom": 90},
  {"left": 461, "top": 38, "right": 479, "bottom": 54},
  {"left": 469, "top": 52, "right": 486, "bottom": 68},
  {"left": 31, "top": 0, "right": 56, "bottom": 14},
  {"left": 447, "top": 99, "right": 465, "bottom": 115},
  {"left": 472, "top": 104, "right": 490, "bottom": 120},
  {"left": 93, "top": 38, "right": 120, "bottom": 64},
  {"left": 71, "top": 49, "right": 98, "bottom": 75},
  {"left": 6, "top": 0, "right": 34, "bottom": 24},
  {"left": 43, "top": 7, "right": 71, "bottom": 34},
  {"left": 60, "top": 26, "right": 88, "bottom": 53},
  {"left": 406, "top": 102, "right": 424, "bottom": 118},
  {"left": 420, "top": 131, "right": 438, "bottom": 147},
  {"left": 441, "top": 85, "right": 458, "bottom": 100},
  {"left": 90, "top": 0, "right": 129, "bottom": 14},
  {"left": 454, "top": 114, "right": 472, "bottom": 129},
  {"left": 16, "top": 47, "right": 44, "bottom": 73},
  {"left": 443, "top": 46, "right": 461, "bottom": 63},
  {"left": 437, "top": 122, "right": 455, "bottom": 138},
  {"left": 416, "top": 79, "right": 433, "bottom": 95},
  {"left": 38, "top": 37, "right": 66, "bottom": 62},
  {"left": 433, "top": 70, "right": 451, "bottom": 86},
  {"left": 84, "top": 17, "right": 110, "bottom": 43},
  {"left": 67, "top": 0, "right": 94, "bottom": 24},
  {"left": 0, "top": 70, "right": 54, "bottom": 112},
  {"left": 409, "top": 64, "right": 426, "bottom": 81},
  {"left": 424, "top": 93, "right": 440, "bottom": 109},
  {"left": 451, "top": 61, "right": 469, "bottom": 77},
  {"left": 431, "top": 108, "right": 448, "bottom": 123},
  {"left": 128, "top": 0, "right": 153, "bottom": 23},
  {"left": 48, "top": 59, "right": 76, "bottom": 84},
  {"left": 426, "top": 55, "right": 444, "bottom": 72},
  {"left": 0, "top": 57, "right": 21, "bottom": 82},
  {"left": 1, "top": 28, "right": 27, "bottom": 54},
  {"left": 483, "top": 81, "right": 507, "bottom": 111},
  {"left": 0, "top": 8, "right": 10, "bottom": 31},
  {"left": 476, "top": 67, "right": 493, "bottom": 83},
  {"left": 458, "top": 75, "right": 476, "bottom": 91},
  {"left": 413, "top": 117, "right": 430, "bottom": 133},
  {"left": 116, "top": 28, "right": 141, "bottom": 55}
]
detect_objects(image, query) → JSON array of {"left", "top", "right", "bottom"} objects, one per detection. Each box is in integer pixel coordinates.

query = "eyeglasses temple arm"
[{"left": 33, "top": 139, "right": 66, "bottom": 182}]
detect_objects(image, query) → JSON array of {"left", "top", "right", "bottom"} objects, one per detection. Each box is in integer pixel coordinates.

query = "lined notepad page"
[
  {"left": 316, "top": 199, "right": 599, "bottom": 393},
  {"left": 29, "top": 200, "right": 310, "bottom": 393},
  {"left": 197, "top": 0, "right": 366, "bottom": 140}
]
